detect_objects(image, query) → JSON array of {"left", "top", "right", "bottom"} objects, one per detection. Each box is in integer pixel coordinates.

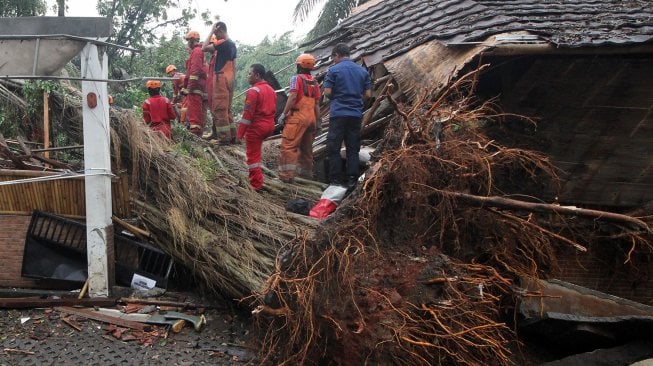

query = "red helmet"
[
  {"left": 165, "top": 65, "right": 177, "bottom": 74},
  {"left": 145, "top": 80, "right": 161, "bottom": 89},
  {"left": 296, "top": 53, "right": 316, "bottom": 69},
  {"left": 185, "top": 31, "right": 200, "bottom": 41}
]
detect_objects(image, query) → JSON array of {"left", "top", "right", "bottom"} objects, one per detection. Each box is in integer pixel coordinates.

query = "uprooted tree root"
[
  {"left": 259, "top": 68, "right": 653, "bottom": 365},
  {"left": 260, "top": 229, "right": 517, "bottom": 365}
]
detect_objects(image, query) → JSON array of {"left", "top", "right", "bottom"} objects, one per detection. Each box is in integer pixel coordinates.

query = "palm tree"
[
  {"left": 294, "top": 0, "right": 370, "bottom": 40},
  {"left": 57, "top": 0, "right": 66, "bottom": 16}
]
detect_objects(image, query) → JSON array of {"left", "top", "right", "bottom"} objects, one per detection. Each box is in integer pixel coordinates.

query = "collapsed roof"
[
  {"left": 303, "top": 0, "right": 653, "bottom": 210},
  {"left": 305, "top": 0, "right": 653, "bottom": 68}
]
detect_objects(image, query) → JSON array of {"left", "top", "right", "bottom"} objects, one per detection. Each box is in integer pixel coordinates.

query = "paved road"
[{"left": 0, "top": 307, "right": 259, "bottom": 365}]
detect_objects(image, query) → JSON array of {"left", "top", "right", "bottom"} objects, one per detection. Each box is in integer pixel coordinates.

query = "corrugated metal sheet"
[{"left": 306, "top": 0, "right": 653, "bottom": 66}]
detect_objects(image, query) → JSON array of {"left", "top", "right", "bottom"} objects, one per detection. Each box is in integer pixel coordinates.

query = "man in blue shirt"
[{"left": 323, "top": 43, "right": 372, "bottom": 187}]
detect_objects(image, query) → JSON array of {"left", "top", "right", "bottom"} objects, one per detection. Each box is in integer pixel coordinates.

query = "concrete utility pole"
[{"left": 81, "top": 43, "right": 114, "bottom": 297}]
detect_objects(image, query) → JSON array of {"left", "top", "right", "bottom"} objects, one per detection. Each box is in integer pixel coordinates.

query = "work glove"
[
  {"left": 276, "top": 113, "right": 286, "bottom": 129},
  {"left": 180, "top": 88, "right": 189, "bottom": 95}
]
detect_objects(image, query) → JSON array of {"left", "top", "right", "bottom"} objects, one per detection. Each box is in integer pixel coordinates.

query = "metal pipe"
[
  {"left": 0, "top": 75, "right": 176, "bottom": 83},
  {"left": 32, "top": 38, "right": 41, "bottom": 75},
  {"left": 31, "top": 145, "right": 84, "bottom": 153},
  {"left": 0, "top": 34, "right": 139, "bottom": 52}
]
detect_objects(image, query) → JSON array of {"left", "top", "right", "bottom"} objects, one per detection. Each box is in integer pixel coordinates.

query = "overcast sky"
[{"left": 47, "top": 0, "right": 323, "bottom": 45}]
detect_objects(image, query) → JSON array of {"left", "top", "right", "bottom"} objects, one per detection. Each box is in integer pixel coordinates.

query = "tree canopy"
[
  {"left": 97, "top": 0, "right": 211, "bottom": 65},
  {"left": 0, "top": 0, "right": 47, "bottom": 17},
  {"left": 232, "top": 33, "right": 297, "bottom": 113}
]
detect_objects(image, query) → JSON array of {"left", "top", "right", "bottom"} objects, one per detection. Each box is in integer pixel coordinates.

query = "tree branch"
[{"left": 431, "top": 188, "right": 651, "bottom": 233}]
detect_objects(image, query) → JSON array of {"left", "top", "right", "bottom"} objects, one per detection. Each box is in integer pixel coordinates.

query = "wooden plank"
[
  {"left": 0, "top": 169, "right": 58, "bottom": 177},
  {"left": 55, "top": 306, "right": 151, "bottom": 331},
  {"left": 0, "top": 297, "right": 116, "bottom": 309},
  {"left": 43, "top": 91, "right": 50, "bottom": 159},
  {"left": 30, "top": 154, "right": 72, "bottom": 169},
  {"left": 0, "top": 211, "right": 84, "bottom": 219}
]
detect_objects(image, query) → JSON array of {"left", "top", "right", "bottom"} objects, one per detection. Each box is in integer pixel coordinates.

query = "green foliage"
[
  {"left": 0, "top": 0, "right": 46, "bottom": 16},
  {"left": 109, "top": 35, "right": 188, "bottom": 111},
  {"left": 21, "top": 81, "right": 63, "bottom": 118},
  {"left": 170, "top": 127, "right": 219, "bottom": 181},
  {"left": 171, "top": 123, "right": 194, "bottom": 146},
  {"left": 293, "top": 0, "right": 370, "bottom": 40},
  {"left": 0, "top": 108, "right": 22, "bottom": 137},
  {"left": 97, "top": 0, "right": 210, "bottom": 66},
  {"left": 128, "top": 36, "right": 189, "bottom": 79},
  {"left": 193, "top": 156, "right": 219, "bottom": 181},
  {"left": 232, "top": 33, "right": 298, "bottom": 113},
  {"left": 118, "top": 85, "right": 149, "bottom": 110}
]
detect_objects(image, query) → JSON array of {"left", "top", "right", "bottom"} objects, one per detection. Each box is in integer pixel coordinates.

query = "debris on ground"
[{"left": 0, "top": 290, "right": 258, "bottom": 364}]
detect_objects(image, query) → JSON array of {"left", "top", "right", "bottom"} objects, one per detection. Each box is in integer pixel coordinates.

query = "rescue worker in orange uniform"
[
  {"left": 182, "top": 31, "right": 207, "bottom": 136},
  {"left": 202, "top": 22, "right": 237, "bottom": 144},
  {"left": 277, "top": 53, "right": 321, "bottom": 182},
  {"left": 237, "top": 64, "right": 277, "bottom": 191},
  {"left": 166, "top": 64, "right": 187, "bottom": 126},
  {"left": 142, "top": 80, "right": 177, "bottom": 139}
]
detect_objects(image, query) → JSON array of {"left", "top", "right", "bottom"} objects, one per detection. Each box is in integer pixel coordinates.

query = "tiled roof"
[{"left": 305, "top": 0, "right": 653, "bottom": 65}]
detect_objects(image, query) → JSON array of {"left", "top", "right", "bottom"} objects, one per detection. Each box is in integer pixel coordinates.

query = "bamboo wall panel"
[{"left": 0, "top": 170, "right": 131, "bottom": 217}]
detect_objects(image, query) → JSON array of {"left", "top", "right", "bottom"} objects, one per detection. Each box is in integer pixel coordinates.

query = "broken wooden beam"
[
  {"left": 29, "top": 153, "right": 72, "bottom": 169},
  {"left": 0, "top": 134, "right": 32, "bottom": 170},
  {"left": 55, "top": 306, "right": 151, "bottom": 331},
  {"left": 112, "top": 215, "right": 151, "bottom": 240},
  {"left": 119, "top": 297, "right": 222, "bottom": 310},
  {"left": 0, "top": 297, "right": 116, "bottom": 309},
  {"left": 61, "top": 317, "right": 82, "bottom": 331}
]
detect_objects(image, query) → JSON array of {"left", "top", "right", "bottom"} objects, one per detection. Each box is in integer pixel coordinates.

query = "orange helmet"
[
  {"left": 185, "top": 31, "right": 200, "bottom": 40},
  {"left": 296, "top": 53, "right": 316, "bottom": 69},
  {"left": 108, "top": 95, "right": 114, "bottom": 105},
  {"left": 145, "top": 80, "right": 161, "bottom": 89},
  {"left": 165, "top": 65, "right": 177, "bottom": 74}
]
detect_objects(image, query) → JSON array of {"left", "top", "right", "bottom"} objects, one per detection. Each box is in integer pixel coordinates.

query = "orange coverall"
[
  {"left": 279, "top": 74, "right": 321, "bottom": 181},
  {"left": 207, "top": 38, "right": 237, "bottom": 143},
  {"left": 184, "top": 44, "right": 207, "bottom": 136}
]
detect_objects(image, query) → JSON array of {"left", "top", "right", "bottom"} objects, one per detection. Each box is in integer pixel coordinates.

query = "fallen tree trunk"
[{"left": 111, "top": 113, "right": 319, "bottom": 300}]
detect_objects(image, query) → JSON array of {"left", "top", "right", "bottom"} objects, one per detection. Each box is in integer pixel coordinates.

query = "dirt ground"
[{"left": 0, "top": 292, "right": 261, "bottom": 366}]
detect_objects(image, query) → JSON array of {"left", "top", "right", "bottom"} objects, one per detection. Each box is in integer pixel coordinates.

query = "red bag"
[{"left": 309, "top": 199, "right": 337, "bottom": 219}]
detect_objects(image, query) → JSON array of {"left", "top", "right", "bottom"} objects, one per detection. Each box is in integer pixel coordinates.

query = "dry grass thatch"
[{"left": 110, "top": 111, "right": 321, "bottom": 300}]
